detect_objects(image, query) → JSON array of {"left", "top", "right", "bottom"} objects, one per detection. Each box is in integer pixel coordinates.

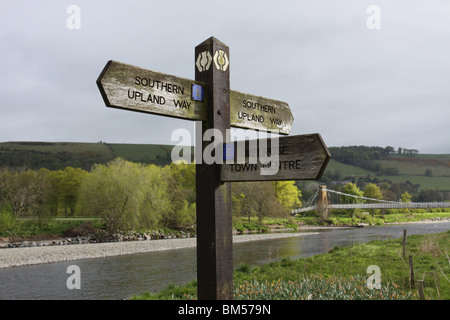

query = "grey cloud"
[{"left": 0, "top": 1, "right": 449, "bottom": 153}]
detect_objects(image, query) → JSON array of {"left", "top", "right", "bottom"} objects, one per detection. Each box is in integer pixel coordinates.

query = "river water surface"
[{"left": 0, "top": 222, "right": 448, "bottom": 300}]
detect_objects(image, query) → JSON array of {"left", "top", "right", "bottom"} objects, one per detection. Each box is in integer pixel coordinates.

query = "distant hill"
[
  {"left": 109, "top": 143, "right": 183, "bottom": 166},
  {"left": 323, "top": 146, "right": 450, "bottom": 192},
  {"left": 0, "top": 141, "right": 177, "bottom": 171},
  {"left": 1, "top": 141, "right": 449, "bottom": 192}
]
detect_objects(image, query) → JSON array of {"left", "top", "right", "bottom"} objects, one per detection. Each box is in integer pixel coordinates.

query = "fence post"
[
  {"left": 409, "top": 255, "right": 415, "bottom": 289},
  {"left": 417, "top": 280, "right": 425, "bottom": 300},
  {"left": 402, "top": 229, "right": 407, "bottom": 258}
]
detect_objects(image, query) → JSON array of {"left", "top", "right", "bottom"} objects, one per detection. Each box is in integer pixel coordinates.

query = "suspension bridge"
[{"left": 292, "top": 185, "right": 450, "bottom": 218}]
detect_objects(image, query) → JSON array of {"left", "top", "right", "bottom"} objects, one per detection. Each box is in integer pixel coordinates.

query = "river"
[{"left": 0, "top": 222, "right": 448, "bottom": 300}]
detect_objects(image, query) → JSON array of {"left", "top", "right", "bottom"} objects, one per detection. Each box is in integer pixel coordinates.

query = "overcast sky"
[{"left": 1, "top": 1, "right": 449, "bottom": 153}]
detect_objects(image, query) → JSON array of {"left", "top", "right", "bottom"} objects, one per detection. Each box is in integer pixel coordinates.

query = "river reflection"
[{"left": 0, "top": 222, "right": 448, "bottom": 300}]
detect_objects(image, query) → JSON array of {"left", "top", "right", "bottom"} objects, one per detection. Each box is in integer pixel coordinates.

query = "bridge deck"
[{"left": 292, "top": 202, "right": 450, "bottom": 214}]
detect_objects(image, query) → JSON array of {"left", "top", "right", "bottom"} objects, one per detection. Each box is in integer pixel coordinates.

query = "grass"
[
  {"left": 324, "top": 159, "right": 375, "bottom": 177},
  {"left": 323, "top": 154, "right": 450, "bottom": 191},
  {"left": 232, "top": 276, "right": 409, "bottom": 300},
  {"left": 373, "top": 159, "right": 450, "bottom": 176},
  {"left": 381, "top": 211, "right": 450, "bottom": 223},
  {"left": 373, "top": 175, "right": 450, "bottom": 191},
  {"left": 233, "top": 217, "right": 297, "bottom": 233},
  {"left": 109, "top": 143, "right": 175, "bottom": 162},
  {"left": 0, "top": 213, "right": 104, "bottom": 238},
  {"left": 2, "top": 210, "right": 448, "bottom": 238},
  {"left": 131, "top": 231, "right": 450, "bottom": 300},
  {"left": 296, "top": 210, "right": 450, "bottom": 227},
  {"left": 0, "top": 141, "right": 114, "bottom": 159},
  {"left": 233, "top": 211, "right": 450, "bottom": 231}
]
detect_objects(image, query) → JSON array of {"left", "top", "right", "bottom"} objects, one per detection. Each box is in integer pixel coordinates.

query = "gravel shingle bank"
[{"left": 0, "top": 232, "right": 316, "bottom": 269}]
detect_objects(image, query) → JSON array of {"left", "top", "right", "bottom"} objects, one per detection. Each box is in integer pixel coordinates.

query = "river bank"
[
  {"left": 2, "top": 222, "right": 449, "bottom": 300},
  {"left": 0, "top": 232, "right": 318, "bottom": 269},
  {"left": 2, "top": 218, "right": 449, "bottom": 269},
  {"left": 0, "top": 212, "right": 450, "bottom": 268},
  {"left": 134, "top": 228, "right": 450, "bottom": 300}
]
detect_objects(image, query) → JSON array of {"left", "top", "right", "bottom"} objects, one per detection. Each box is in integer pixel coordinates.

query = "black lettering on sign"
[
  {"left": 230, "top": 163, "right": 258, "bottom": 172},
  {"left": 237, "top": 111, "right": 264, "bottom": 123},
  {"left": 261, "top": 159, "right": 301, "bottom": 171},
  {"left": 269, "top": 118, "right": 282, "bottom": 126},
  {"left": 173, "top": 99, "right": 192, "bottom": 110},
  {"left": 242, "top": 100, "right": 275, "bottom": 114},
  {"left": 135, "top": 76, "right": 185, "bottom": 95},
  {"left": 127, "top": 90, "right": 166, "bottom": 105},
  {"left": 230, "top": 159, "right": 301, "bottom": 173}
]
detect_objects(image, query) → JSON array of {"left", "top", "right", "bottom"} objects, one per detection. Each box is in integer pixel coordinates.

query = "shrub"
[{"left": 0, "top": 210, "right": 17, "bottom": 234}]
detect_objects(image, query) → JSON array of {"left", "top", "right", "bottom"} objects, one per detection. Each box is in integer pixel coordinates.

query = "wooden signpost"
[
  {"left": 97, "top": 60, "right": 207, "bottom": 121},
  {"left": 96, "top": 37, "right": 330, "bottom": 300},
  {"left": 221, "top": 133, "right": 330, "bottom": 182},
  {"left": 230, "top": 90, "right": 293, "bottom": 135},
  {"left": 194, "top": 37, "right": 233, "bottom": 300},
  {"left": 97, "top": 61, "right": 293, "bottom": 134}
]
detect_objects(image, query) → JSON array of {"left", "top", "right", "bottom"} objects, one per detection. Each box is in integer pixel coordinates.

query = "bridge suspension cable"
[
  {"left": 323, "top": 188, "right": 399, "bottom": 204},
  {"left": 292, "top": 186, "right": 450, "bottom": 214},
  {"left": 292, "top": 190, "right": 318, "bottom": 215}
]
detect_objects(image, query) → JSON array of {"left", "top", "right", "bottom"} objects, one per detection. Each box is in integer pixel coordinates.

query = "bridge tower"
[{"left": 318, "top": 185, "right": 329, "bottom": 220}]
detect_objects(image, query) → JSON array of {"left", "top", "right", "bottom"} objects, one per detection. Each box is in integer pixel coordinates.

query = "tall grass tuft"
[{"left": 233, "top": 276, "right": 410, "bottom": 300}]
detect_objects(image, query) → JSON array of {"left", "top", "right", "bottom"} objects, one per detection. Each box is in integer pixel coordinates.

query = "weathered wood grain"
[
  {"left": 221, "top": 133, "right": 330, "bottom": 181},
  {"left": 230, "top": 90, "right": 293, "bottom": 135},
  {"left": 97, "top": 61, "right": 294, "bottom": 134},
  {"left": 195, "top": 37, "right": 233, "bottom": 300},
  {"left": 97, "top": 60, "right": 207, "bottom": 121}
]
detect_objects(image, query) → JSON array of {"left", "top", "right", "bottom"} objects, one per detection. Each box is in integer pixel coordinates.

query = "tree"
[
  {"left": 363, "top": 183, "right": 382, "bottom": 201},
  {"left": 343, "top": 183, "right": 364, "bottom": 201},
  {"left": 77, "top": 158, "right": 170, "bottom": 231},
  {"left": 385, "top": 146, "right": 395, "bottom": 155},
  {"left": 416, "top": 188, "right": 443, "bottom": 202},
  {"left": 0, "top": 169, "right": 50, "bottom": 218},
  {"left": 342, "top": 183, "right": 364, "bottom": 217},
  {"left": 401, "top": 191, "right": 412, "bottom": 203},
  {"left": 382, "top": 189, "right": 397, "bottom": 202},
  {"left": 162, "top": 163, "right": 196, "bottom": 230},
  {"left": 272, "top": 181, "right": 302, "bottom": 211},
  {"left": 254, "top": 182, "right": 285, "bottom": 223},
  {"left": 401, "top": 191, "right": 412, "bottom": 214},
  {"left": 139, "top": 164, "right": 173, "bottom": 230},
  {"left": 58, "top": 167, "right": 88, "bottom": 216},
  {"left": 364, "top": 183, "right": 382, "bottom": 216},
  {"left": 232, "top": 182, "right": 260, "bottom": 223},
  {"left": 232, "top": 181, "right": 284, "bottom": 224},
  {"left": 424, "top": 169, "right": 433, "bottom": 177}
]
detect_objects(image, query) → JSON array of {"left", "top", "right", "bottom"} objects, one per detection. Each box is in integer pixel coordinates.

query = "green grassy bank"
[
  {"left": 131, "top": 230, "right": 450, "bottom": 300},
  {"left": 232, "top": 210, "right": 450, "bottom": 233},
  {"left": 2, "top": 211, "right": 449, "bottom": 239}
]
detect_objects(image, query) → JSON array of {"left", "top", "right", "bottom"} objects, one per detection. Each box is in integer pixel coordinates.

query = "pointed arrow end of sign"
[
  {"left": 315, "top": 133, "right": 331, "bottom": 180},
  {"left": 96, "top": 60, "right": 114, "bottom": 108}
]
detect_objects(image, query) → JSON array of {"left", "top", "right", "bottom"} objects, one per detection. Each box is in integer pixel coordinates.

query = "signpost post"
[
  {"left": 194, "top": 37, "right": 233, "bottom": 300},
  {"left": 96, "top": 36, "right": 330, "bottom": 301}
]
